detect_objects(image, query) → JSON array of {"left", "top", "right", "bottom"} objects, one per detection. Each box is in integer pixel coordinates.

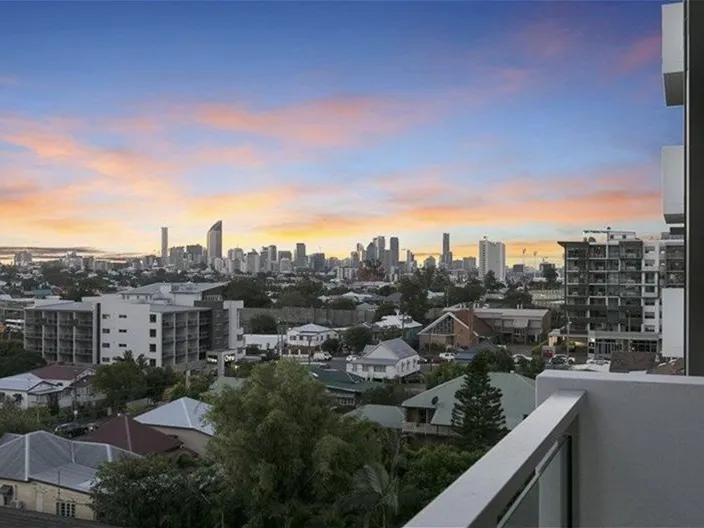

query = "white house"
[
  {"left": 0, "top": 373, "right": 68, "bottom": 409},
  {"left": 346, "top": 338, "right": 421, "bottom": 381},
  {"left": 286, "top": 324, "right": 338, "bottom": 350}
]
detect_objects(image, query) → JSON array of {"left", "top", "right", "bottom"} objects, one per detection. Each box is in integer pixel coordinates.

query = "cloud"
[
  {"left": 190, "top": 95, "right": 425, "bottom": 148},
  {"left": 616, "top": 34, "right": 660, "bottom": 73},
  {"left": 516, "top": 20, "right": 578, "bottom": 60},
  {"left": 0, "top": 75, "right": 19, "bottom": 86}
]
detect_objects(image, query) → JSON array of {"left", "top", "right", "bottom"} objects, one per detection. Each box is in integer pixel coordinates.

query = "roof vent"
[{"left": 431, "top": 396, "right": 439, "bottom": 406}]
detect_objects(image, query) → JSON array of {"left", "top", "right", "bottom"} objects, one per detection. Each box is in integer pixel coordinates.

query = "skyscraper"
[
  {"left": 295, "top": 243, "right": 307, "bottom": 268},
  {"left": 390, "top": 237, "right": 400, "bottom": 267},
  {"left": 441, "top": 232, "right": 452, "bottom": 268},
  {"left": 161, "top": 227, "right": 168, "bottom": 264},
  {"left": 207, "top": 221, "right": 223, "bottom": 263},
  {"left": 478, "top": 237, "right": 506, "bottom": 282}
]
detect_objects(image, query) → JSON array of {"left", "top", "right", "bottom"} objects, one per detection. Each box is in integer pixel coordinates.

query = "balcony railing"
[
  {"left": 405, "top": 390, "right": 584, "bottom": 528},
  {"left": 407, "top": 370, "right": 704, "bottom": 528}
]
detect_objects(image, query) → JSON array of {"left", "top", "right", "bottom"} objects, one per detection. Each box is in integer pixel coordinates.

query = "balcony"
[
  {"left": 662, "top": 146, "right": 684, "bottom": 224},
  {"left": 405, "top": 370, "right": 702, "bottom": 528},
  {"left": 662, "top": 2, "right": 684, "bottom": 107}
]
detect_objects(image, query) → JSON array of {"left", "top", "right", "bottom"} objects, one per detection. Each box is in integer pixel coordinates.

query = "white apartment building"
[
  {"left": 24, "top": 283, "right": 244, "bottom": 369},
  {"left": 478, "top": 238, "right": 506, "bottom": 282}
]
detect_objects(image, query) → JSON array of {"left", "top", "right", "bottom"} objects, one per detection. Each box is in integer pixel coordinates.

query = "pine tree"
[{"left": 451, "top": 356, "right": 508, "bottom": 452}]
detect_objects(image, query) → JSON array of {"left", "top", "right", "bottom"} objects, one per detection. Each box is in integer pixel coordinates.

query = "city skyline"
[{"left": 0, "top": 2, "right": 681, "bottom": 262}]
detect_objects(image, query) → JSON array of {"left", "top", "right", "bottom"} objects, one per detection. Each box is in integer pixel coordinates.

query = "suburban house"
[
  {"left": 401, "top": 372, "right": 536, "bottom": 441},
  {"left": 472, "top": 307, "right": 551, "bottom": 344},
  {"left": 345, "top": 404, "right": 405, "bottom": 430},
  {"left": 418, "top": 308, "right": 495, "bottom": 352},
  {"left": 29, "top": 365, "right": 101, "bottom": 406},
  {"left": 243, "top": 334, "right": 280, "bottom": 352},
  {"left": 0, "top": 430, "right": 136, "bottom": 520},
  {"left": 84, "top": 415, "right": 190, "bottom": 457},
  {"left": 134, "top": 397, "right": 213, "bottom": 455},
  {"left": 286, "top": 324, "right": 338, "bottom": 351},
  {"left": 373, "top": 313, "right": 423, "bottom": 342},
  {"left": 0, "top": 373, "right": 69, "bottom": 410},
  {"left": 346, "top": 338, "right": 421, "bottom": 380},
  {"left": 308, "top": 367, "right": 379, "bottom": 407}
]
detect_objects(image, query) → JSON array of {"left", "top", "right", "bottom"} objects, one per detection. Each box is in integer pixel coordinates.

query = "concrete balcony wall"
[
  {"left": 662, "top": 145, "right": 685, "bottom": 224},
  {"left": 661, "top": 287, "right": 685, "bottom": 358},
  {"left": 662, "top": 2, "right": 684, "bottom": 106},
  {"left": 538, "top": 371, "right": 704, "bottom": 527}
]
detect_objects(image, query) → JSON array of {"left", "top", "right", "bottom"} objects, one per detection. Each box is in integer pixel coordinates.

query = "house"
[
  {"left": 418, "top": 308, "right": 495, "bottom": 352},
  {"left": 0, "top": 430, "right": 136, "bottom": 520},
  {"left": 0, "top": 507, "right": 117, "bottom": 527},
  {"left": 286, "top": 324, "right": 338, "bottom": 351},
  {"left": 309, "top": 367, "right": 379, "bottom": 407},
  {"left": 344, "top": 404, "right": 405, "bottom": 430},
  {"left": 243, "top": 334, "right": 281, "bottom": 352},
  {"left": 134, "top": 397, "right": 213, "bottom": 455},
  {"left": 84, "top": 415, "right": 187, "bottom": 457},
  {"left": 346, "top": 338, "right": 421, "bottom": 380},
  {"left": 0, "top": 373, "right": 68, "bottom": 410},
  {"left": 29, "top": 365, "right": 101, "bottom": 406},
  {"left": 472, "top": 307, "right": 551, "bottom": 344},
  {"left": 401, "top": 372, "right": 535, "bottom": 440},
  {"left": 374, "top": 313, "right": 423, "bottom": 342}
]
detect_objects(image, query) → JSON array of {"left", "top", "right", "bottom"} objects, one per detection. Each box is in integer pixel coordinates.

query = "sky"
[{"left": 0, "top": 1, "right": 683, "bottom": 264}]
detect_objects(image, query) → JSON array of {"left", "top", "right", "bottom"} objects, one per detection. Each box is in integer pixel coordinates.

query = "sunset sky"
[{"left": 0, "top": 1, "right": 682, "bottom": 263}]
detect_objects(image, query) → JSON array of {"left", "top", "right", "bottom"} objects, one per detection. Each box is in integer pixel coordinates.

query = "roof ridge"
[
  {"left": 124, "top": 415, "right": 133, "bottom": 452},
  {"left": 181, "top": 398, "right": 193, "bottom": 428}
]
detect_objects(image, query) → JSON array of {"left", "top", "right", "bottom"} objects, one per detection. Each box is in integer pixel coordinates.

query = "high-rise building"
[
  {"left": 246, "top": 250, "right": 260, "bottom": 274},
  {"left": 206, "top": 221, "right": 223, "bottom": 263},
  {"left": 278, "top": 250, "right": 292, "bottom": 261},
  {"left": 310, "top": 253, "right": 326, "bottom": 272},
  {"left": 441, "top": 233, "right": 453, "bottom": 268},
  {"left": 186, "top": 244, "right": 205, "bottom": 265},
  {"left": 390, "top": 237, "right": 400, "bottom": 267},
  {"left": 268, "top": 245, "right": 277, "bottom": 264},
  {"left": 295, "top": 243, "right": 307, "bottom": 268},
  {"left": 478, "top": 238, "right": 506, "bottom": 282},
  {"left": 375, "top": 236, "right": 386, "bottom": 255},
  {"left": 160, "top": 227, "right": 169, "bottom": 264}
]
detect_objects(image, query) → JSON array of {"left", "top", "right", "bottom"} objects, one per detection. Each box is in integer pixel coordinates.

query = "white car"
[
  {"left": 439, "top": 352, "right": 456, "bottom": 362},
  {"left": 346, "top": 354, "right": 358, "bottom": 362},
  {"left": 312, "top": 351, "right": 332, "bottom": 361},
  {"left": 513, "top": 354, "right": 533, "bottom": 363}
]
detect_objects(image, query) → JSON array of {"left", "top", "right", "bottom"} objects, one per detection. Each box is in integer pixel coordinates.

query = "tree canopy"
[
  {"left": 398, "top": 277, "right": 428, "bottom": 323},
  {"left": 222, "top": 278, "right": 272, "bottom": 307},
  {"left": 0, "top": 340, "right": 45, "bottom": 378},
  {"left": 342, "top": 326, "right": 374, "bottom": 353},
  {"left": 250, "top": 314, "right": 278, "bottom": 334}
]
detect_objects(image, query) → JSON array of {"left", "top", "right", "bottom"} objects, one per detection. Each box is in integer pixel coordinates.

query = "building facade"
[
  {"left": 206, "top": 221, "right": 223, "bottom": 263},
  {"left": 478, "top": 238, "right": 506, "bottom": 282}
]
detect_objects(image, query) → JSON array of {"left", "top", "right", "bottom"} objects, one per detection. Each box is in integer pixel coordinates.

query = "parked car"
[
  {"left": 418, "top": 356, "right": 429, "bottom": 364},
  {"left": 313, "top": 351, "right": 332, "bottom": 361},
  {"left": 513, "top": 353, "right": 533, "bottom": 363},
  {"left": 439, "top": 352, "right": 456, "bottom": 362},
  {"left": 346, "top": 354, "right": 358, "bottom": 362},
  {"left": 549, "top": 354, "right": 575, "bottom": 366}
]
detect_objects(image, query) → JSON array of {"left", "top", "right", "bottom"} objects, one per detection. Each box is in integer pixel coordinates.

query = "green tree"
[
  {"left": 360, "top": 385, "right": 407, "bottom": 406},
  {"left": 91, "top": 456, "right": 243, "bottom": 528},
  {"left": 501, "top": 286, "right": 533, "bottom": 308},
  {"left": 483, "top": 270, "right": 501, "bottom": 292},
  {"left": 0, "top": 406, "right": 50, "bottom": 436},
  {"left": 92, "top": 352, "right": 148, "bottom": 412},
  {"left": 222, "top": 278, "right": 271, "bottom": 307},
  {"left": 321, "top": 338, "right": 341, "bottom": 355},
  {"left": 278, "top": 290, "right": 309, "bottom": 307},
  {"left": 425, "top": 362, "right": 468, "bottom": 389},
  {"left": 328, "top": 298, "right": 357, "bottom": 310},
  {"left": 0, "top": 340, "right": 46, "bottom": 377},
  {"left": 451, "top": 357, "right": 508, "bottom": 452},
  {"left": 346, "top": 462, "right": 406, "bottom": 528},
  {"left": 399, "top": 277, "right": 428, "bottom": 323},
  {"left": 376, "top": 326, "right": 403, "bottom": 341},
  {"left": 473, "top": 347, "right": 515, "bottom": 373},
  {"left": 542, "top": 265, "right": 558, "bottom": 287},
  {"left": 343, "top": 326, "right": 374, "bottom": 353},
  {"left": 208, "top": 360, "right": 388, "bottom": 527},
  {"left": 516, "top": 356, "right": 546, "bottom": 379},
  {"left": 144, "top": 366, "right": 176, "bottom": 402},
  {"left": 250, "top": 314, "right": 278, "bottom": 334},
  {"left": 402, "top": 444, "right": 482, "bottom": 506},
  {"left": 374, "top": 303, "right": 397, "bottom": 322}
]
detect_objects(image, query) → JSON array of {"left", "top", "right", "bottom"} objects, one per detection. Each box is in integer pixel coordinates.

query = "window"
[
  {"left": 119, "top": 329, "right": 127, "bottom": 333},
  {"left": 101, "top": 357, "right": 110, "bottom": 363},
  {"left": 149, "top": 359, "right": 156, "bottom": 367},
  {"left": 101, "top": 314, "right": 110, "bottom": 320},
  {"left": 373, "top": 366, "right": 385, "bottom": 373},
  {"left": 56, "top": 501, "right": 76, "bottom": 518},
  {"left": 150, "top": 314, "right": 157, "bottom": 323},
  {"left": 119, "top": 314, "right": 127, "bottom": 319},
  {"left": 645, "top": 286, "right": 656, "bottom": 293},
  {"left": 149, "top": 329, "right": 157, "bottom": 338},
  {"left": 119, "top": 343, "right": 127, "bottom": 348},
  {"left": 102, "top": 328, "right": 110, "bottom": 334},
  {"left": 102, "top": 343, "right": 110, "bottom": 348},
  {"left": 149, "top": 344, "right": 156, "bottom": 352}
]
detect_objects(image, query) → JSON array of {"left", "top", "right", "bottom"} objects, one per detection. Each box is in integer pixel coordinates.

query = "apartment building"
[
  {"left": 478, "top": 238, "right": 506, "bottom": 282},
  {"left": 24, "top": 283, "right": 244, "bottom": 369},
  {"left": 558, "top": 230, "right": 684, "bottom": 358}
]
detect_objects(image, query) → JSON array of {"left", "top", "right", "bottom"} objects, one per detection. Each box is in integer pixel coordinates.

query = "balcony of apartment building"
[
  {"left": 619, "top": 272, "right": 643, "bottom": 285},
  {"left": 587, "top": 246, "right": 606, "bottom": 259},
  {"left": 404, "top": 370, "right": 704, "bottom": 528},
  {"left": 564, "top": 247, "right": 588, "bottom": 260}
]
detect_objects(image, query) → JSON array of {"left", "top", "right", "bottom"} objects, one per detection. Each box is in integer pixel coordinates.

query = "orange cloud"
[
  {"left": 617, "top": 34, "right": 660, "bottom": 73},
  {"left": 191, "top": 95, "right": 426, "bottom": 148}
]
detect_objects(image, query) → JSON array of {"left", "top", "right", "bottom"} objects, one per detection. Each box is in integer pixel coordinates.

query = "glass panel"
[{"left": 498, "top": 438, "right": 571, "bottom": 528}]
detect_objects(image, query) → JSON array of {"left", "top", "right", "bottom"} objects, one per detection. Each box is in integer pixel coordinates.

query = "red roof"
[
  {"left": 30, "top": 364, "right": 91, "bottom": 381},
  {"left": 85, "top": 415, "right": 183, "bottom": 455}
]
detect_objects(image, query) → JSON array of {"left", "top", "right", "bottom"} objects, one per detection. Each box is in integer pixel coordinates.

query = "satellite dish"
[{"left": 431, "top": 396, "right": 439, "bottom": 406}]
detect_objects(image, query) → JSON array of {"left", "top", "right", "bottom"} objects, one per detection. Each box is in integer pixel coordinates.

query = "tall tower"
[
  {"left": 478, "top": 237, "right": 506, "bottom": 282},
  {"left": 207, "top": 221, "right": 223, "bottom": 263},
  {"left": 389, "top": 237, "right": 400, "bottom": 267},
  {"left": 441, "top": 232, "right": 452, "bottom": 268},
  {"left": 295, "top": 243, "right": 307, "bottom": 268},
  {"left": 160, "top": 227, "right": 168, "bottom": 264}
]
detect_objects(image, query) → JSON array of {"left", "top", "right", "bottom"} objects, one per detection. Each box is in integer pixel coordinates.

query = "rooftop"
[
  {"left": 135, "top": 397, "right": 214, "bottom": 436},
  {"left": 26, "top": 301, "right": 93, "bottom": 312},
  {"left": 344, "top": 404, "right": 404, "bottom": 429},
  {"left": 121, "top": 282, "right": 227, "bottom": 296},
  {"left": 85, "top": 415, "right": 183, "bottom": 455},
  {"left": 30, "top": 364, "right": 92, "bottom": 381},
  {"left": 289, "top": 323, "right": 334, "bottom": 333},
  {"left": 149, "top": 304, "right": 209, "bottom": 313}
]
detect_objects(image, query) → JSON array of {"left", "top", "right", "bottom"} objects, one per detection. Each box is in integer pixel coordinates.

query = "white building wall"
[
  {"left": 662, "top": 288, "right": 684, "bottom": 358},
  {"left": 97, "top": 300, "right": 154, "bottom": 363},
  {"left": 478, "top": 240, "right": 506, "bottom": 282},
  {"left": 662, "top": 146, "right": 685, "bottom": 224}
]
